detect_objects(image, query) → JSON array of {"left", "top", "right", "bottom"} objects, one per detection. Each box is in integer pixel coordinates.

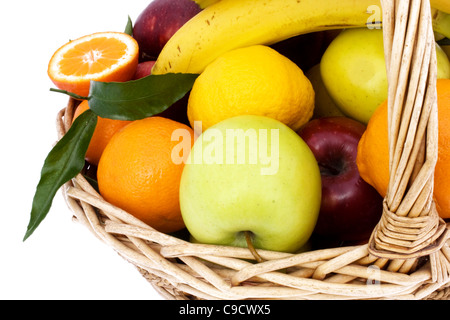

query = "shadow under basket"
[{"left": 56, "top": 0, "right": 450, "bottom": 300}]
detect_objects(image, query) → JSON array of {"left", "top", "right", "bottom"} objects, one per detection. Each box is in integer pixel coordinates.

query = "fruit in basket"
[
  {"left": 187, "top": 45, "right": 315, "bottom": 132},
  {"left": 357, "top": 79, "right": 450, "bottom": 219},
  {"left": 132, "top": 61, "right": 156, "bottom": 80},
  {"left": 72, "top": 100, "right": 132, "bottom": 166},
  {"left": 431, "top": 0, "right": 450, "bottom": 14},
  {"left": 270, "top": 30, "right": 341, "bottom": 73},
  {"left": 151, "top": 0, "right": 383, "bottom": 75},
  {"left": 443, "top": 44, "right": 450, "bottom": 59},
  {"left": 320, "top": 28, "right": 450, "bottom": 124},
  {"left": 320, "top": 28, "right": 387, "bottom": 124},
  {"left": 97, "top": 117, "right": 194, "bottom": 233},
  {"left": 191, "top": 0, "right": 218, "bottom": 7},
  {"left": 437, "top": 44, "right": 450, "bottom": 77},
  {"left": 298, "top": 117, "right": 383, "bottom": 242},
  {"left": 433, "top": 10, "right": 450, "bottom": 39},
  {"left": 133, "top": 0, "right": 202, "bottom": 60},
  {"left": 48, "top": 32, "right": 139, "bottom": 97},
  {"left": 270, "top": 32, "right": 325, "bottom": 72},
  {"left": 179, "top": 115, "right": 322, "bottom": 253},
  {"left": 305, "top": 64, "right": 345, "bottom": 119}
]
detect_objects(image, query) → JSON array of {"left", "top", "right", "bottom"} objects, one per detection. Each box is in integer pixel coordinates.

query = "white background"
[{"left": 1, "top": 0, "right": 165, "bottom": 300}]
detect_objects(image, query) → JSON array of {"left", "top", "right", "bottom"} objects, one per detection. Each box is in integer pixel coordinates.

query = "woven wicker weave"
[{"left": 56, "top": 0, "right": 450, "bottom": 300}]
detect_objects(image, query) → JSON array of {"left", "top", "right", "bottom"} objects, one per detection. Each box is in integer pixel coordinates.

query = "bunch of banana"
[
  {"left": 194, "top": 0, "right": 450, "bottom": 14},
  {"left": 152, "top": 0, "right": 450, "bottom": 75}
]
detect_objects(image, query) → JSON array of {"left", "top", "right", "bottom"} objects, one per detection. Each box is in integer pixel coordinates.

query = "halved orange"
[{"left": 48, "top": 32, "right": 139, "bottom": 97}]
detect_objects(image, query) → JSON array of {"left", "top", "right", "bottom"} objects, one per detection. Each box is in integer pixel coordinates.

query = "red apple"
[
  {"left": 133, "top": 0, "right": 202, "bottom": 60},
  {"left": 132, "top": 60, "right": 156, "bottom": 80},
  {"left": 297, "top": 117, "right": 383, "bottom": 243}
]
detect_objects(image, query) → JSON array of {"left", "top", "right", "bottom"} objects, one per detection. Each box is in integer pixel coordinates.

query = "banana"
[
  {"left": 191, "top": 0, "right": 220, "bottom": 9},
  {"left": 431, "top": 0, "right": 450, "bottom": 14},
  {"left": 153, "top": 0, "right": 449, "bottom": 75},
  {"left": 194, "top": 0, "right": 450, "bottom": 14},
  {"left": 152, "top": 0, "right": 383, "bottom": 75}
]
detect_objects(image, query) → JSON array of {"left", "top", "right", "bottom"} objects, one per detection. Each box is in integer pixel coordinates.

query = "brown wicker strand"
[{"left": 368, "top": 0, "right": 450, "bottom": 283}]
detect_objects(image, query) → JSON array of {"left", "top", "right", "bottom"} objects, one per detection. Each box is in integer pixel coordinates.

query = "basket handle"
[{"left": 367, "top": 0, "right": 449, "bottom": 281}]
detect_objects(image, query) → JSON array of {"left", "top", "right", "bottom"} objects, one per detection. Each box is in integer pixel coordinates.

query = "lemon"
[{"left": 187, "top": 45, "right": 315, "bottom": 132}]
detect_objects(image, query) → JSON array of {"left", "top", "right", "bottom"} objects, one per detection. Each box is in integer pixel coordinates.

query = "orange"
[
  {"left": 73, "top": 100, "right": 132, "bottom": 166},
  {"left": 357, "top": 79, "right": 450, "bottom": 219},
  {"left": 48, "top": 32, "right": 139, "bottom": 97},
  {"left": 97, "top": 117, "right": 195, "bottom": 233}
]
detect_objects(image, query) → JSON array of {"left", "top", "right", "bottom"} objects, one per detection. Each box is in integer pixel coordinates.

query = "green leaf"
[
  {"left": 88, "top": 73, "right": 199, "bottom": 121},
  {"left": 124, "top": 15, "right": 133, "bottom": 36},
  {"left": 24, "top": 110, "right": 97, "bottom": 241}
]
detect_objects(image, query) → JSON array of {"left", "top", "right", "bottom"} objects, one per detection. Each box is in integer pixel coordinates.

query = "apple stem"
[{"left": 244, "top": 231, "right": 265, "bottom": 263}]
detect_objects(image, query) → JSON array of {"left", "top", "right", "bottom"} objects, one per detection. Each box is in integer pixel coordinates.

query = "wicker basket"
[{"left": 56, "top": 0, "right": 450, "bottom": 300}]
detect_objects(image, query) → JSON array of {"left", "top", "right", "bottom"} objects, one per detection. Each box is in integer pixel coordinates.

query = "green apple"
[
  {"left": 321, "top": 28, "right": 450, "bottom": 124},
  {"left": 306, "top": 64, "right": 345, "bottom": 119},
  {"left": 437, "top": 43, "right": 450, "bottom": 78},
  {"left": 179, "top": 115, "right": 321, "bottom": 253}
]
